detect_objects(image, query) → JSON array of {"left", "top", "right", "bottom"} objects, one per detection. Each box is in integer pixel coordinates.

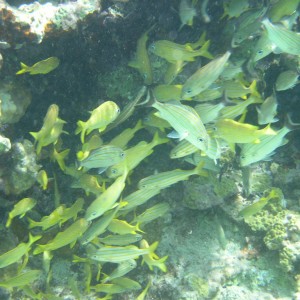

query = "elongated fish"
[
  {"left": 152, "top": 100, "right": 209, "bottom": 152},
  {"left": 181, "top": 51, "right": 231, "bottom": 99}
]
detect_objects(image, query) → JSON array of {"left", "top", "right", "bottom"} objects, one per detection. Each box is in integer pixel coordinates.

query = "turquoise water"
[{"left": 0, "top": 0, "right": 300, "bottom": 299}]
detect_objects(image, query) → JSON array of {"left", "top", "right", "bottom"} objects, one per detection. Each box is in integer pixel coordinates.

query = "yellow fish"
[
  {"left": 0, "top": 270, "right": 42, "bottom": 288},
  {"left": 77, "top": 134, "right": 103, "bottom": 161},
  {"left": 149, "top": 39, "right": 212, "bottom": 63},
  {"left": 181, "top": 51, "right": 231, "bottom": 99},
  {"left": 128, "top": 29, "right": 153, "bottom": 85},
  {"left": 36, "top": 169, "right": 48, "bottom": 190},
  {"left": 33, "top": 218, "right": 89, "bottom": 255},
  {"left": 30, "top": 104, "right": 67, "bottom": 154},
  {"left": 85, "top": 169, "right": 128, "bottom": 221},
  {"left": 140, "top": 239, "right": 168, "bottom": 272},
  {"left": 6, "top": 197, "right": 37, "bottom": 228},
  {"left": 214, "top": 119, "right": 276, "bottom": 144},
  {"left": 75, "top": 101, "right": 120, "bottom": 143},
  {"left": 16, "top": 57, "right": 59, "bottom": 75},
  {"left": 153, "top": 84, "right": 185, "bottom": 102},
  {"left": 0, "top": 233, "right": 41, "bottom": 269}
]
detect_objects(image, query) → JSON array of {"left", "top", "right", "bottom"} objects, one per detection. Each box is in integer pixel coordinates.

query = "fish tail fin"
[
  {"left": 28, "top": 233, "right": 42, "bottom": 245},
  {"left": 148, "top": 241, "right": 159, "bottom": 254},
  {"left": 189, "top": 31, "right": 207, "bottom": 49},
  {"left": 27, "top": 217, "right": 40, "bottom": 229},
  {"left": 249, "top": 80, "right": 261, "bottom": 99},
  {"left": 262, "top": 123, "right": 276, "bottom": 136},
  {"left": 194, "top": 161, "right": 208, "bottom": 177},
  {"left": 197, "top": 40, "right": 214, "bottom": 59},
  {"left": 284, "top": 114, "right": 300, "bottom": 131},
  {"left": 33, "top": 245, "right": 45, "bottom": 255},
  {"left": 29, "top": 131, "right": 39, "bottom": 142},
  {"left": 136, "top": 222, "right": 145, "bottom": 234},
  {"left": 75, "top": 121, "right": 86, "bottom": 143},
  {"left": 16, "top": 62, "right": 29, "bottom": 75},
  {"left": 152, "top": 131, "right": 169, "bottom": 146},
  {"left": 134, "top": 119, "right": 144, "bottom": 132},
  {"left": 154, "top": 255, "right": 168, "bottom": 272},
  {"left": 5, "top": 214, "right": 13, "bottom": 228}
]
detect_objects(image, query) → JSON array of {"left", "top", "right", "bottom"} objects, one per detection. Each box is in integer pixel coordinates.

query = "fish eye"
[
  {"left": 142, "top": 73, "right": 148, "bottom": 80},
  {"left": 149, "top": 43, "right": 155, "bottom": 51},
  {"left": 198, "top": 138, "right": 204, "bottom": 142},
  {"left": 116, "top": 108, "right": 120, "bottom": 113},
  {"left": 257, "top": 49, "right": 263, "bottom": 55},
  {"left": 185, "top": 88, "right": 192, "bottom": 94},
  {"left": 120, "top": 152, "right": 125, "bottom": 157},
  {"left": 111, "top": 168, "right": 118, "bottom": 174},
  {"left": 92, "top": 212, "right": 97, "bottom": 216}
]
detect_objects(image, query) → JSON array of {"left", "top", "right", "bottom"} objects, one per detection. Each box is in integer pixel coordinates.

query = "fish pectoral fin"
[{"left": 167, "top": 130, "right": 189, "bottom": 141}]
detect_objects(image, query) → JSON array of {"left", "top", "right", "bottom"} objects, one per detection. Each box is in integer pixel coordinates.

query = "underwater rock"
[
  {"left": 0, "top": 135, "right": 11, "bottom": 154},
  {"left": 183, "top": 173, "right": 238, "bottom": 210},
  {"left": 3, "top": 139, "right": 39, "bottom": 195},
  {"left": 0, "top": 81, "right": 31, "bottom": 124},
  {"left": 0, "top": 0, "right": 101, "bottom": 45}
]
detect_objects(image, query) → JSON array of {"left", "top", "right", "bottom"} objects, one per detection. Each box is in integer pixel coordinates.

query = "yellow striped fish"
[
  {"left": 262, "top": 18, "right": 300, "bottom": 56},
  {"left": 181, "top": 51, "right": 231, "bottom": 99},
  {"left": 152, "top": 100, "right": 209, "bottom": 152},
  {"left": 138, "top": 162, "right": 207, "bottom": 190}
]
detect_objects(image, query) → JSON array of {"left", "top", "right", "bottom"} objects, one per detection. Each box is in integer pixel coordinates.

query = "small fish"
[
  {"left": 108, "top": 219, "right": 144, "bottom": 235},
  {"left": 268, "top": 0, "right": 300, "bottom": 22},
  {"left": 102, "top": 259, "right": 137, "bottom": 283},
  {"left": 231, "top": 7, "right": 267, "bottom": 47},
  {"left": 27, "top": 205, "right": 66, "bottom": 230},
  {"left": 33, "top": 218, "right": 89, "bottom": 255},
  {"left": 36, "top": 170, "right": 48, "bottom": 190},
  {"left": 143, "top": 111, "right": 171, "bottom": 131},
  {"left": 85, "top": 170, "right": 128, "bottom": 221},
  {"left": 170, "top": 139, "right": 198, "bottom": 159},
  {"left": 128, "top": 29, "right": 153, "bottom": 85},
  {"left": 194, "top": 102, "right": 225, "bottom": 124},
  {"left": 181, "top": 51, "right": 231, "bottom": 99},
  {"left": 0, "top": 233, "right": 41, "bottom": 269},
  {"left": 240, "top": 188, "right": 283, "bottom": 219},
  {"left": 75, "top": 101, "right": 120, "bottom": 143},
  {"left": 109, "top": 119, "right": 144, "bottom": 149},
  {"left": 120, "top": 188, "right": 161, "bottom": 212},
  {"left": 152, "top": 100, "right": 210, "bottom": 152},
  {"left": 30, "top": 104, "right": 66, "bottom": 154},
  {"left": 220, "top": 59, "right": 245, "bottom": 81},
  {"left": 106, "top": 132, "right": 168, "bottom": 178},
  {"left": 179, "top": 0, "right": 197, "bottom": 30},
  {"left": 88, "top": 244, "right": 156, "bottom": 263},
  {"left": 98, "top": 234, "right": 143, "bottom": 246},
  {"left": 239, "top": 117, "right": 298, "bottom": 166},
  {"left": 214, "top": 119, "right": 276, "bottom": 144},
  {"left": 149, "top": 39, "right": 212, "bottom": 63},
  {"left": 221, "top": 0, "right": 249, "bottom": 19},
  {"left": 132, "top": 203, "right": 170, "bottom": 225},
  {"left": 77, "top": 134, "right": 103, "bottom": 161},
  {"left": 71, "top": 174, "right": 103, "bottom": 196},
  {"left": 164, "top": 60, "right": 186, "bottom": 84},
  {"left": 77, "top": 145, "right": 125, "bottom": 172},
  {"left": 221, "top": 79, "right": 259, "bottom": 99},
  {"left": 105, "top": 86, "right": 147, "bottom": 132},
  {"left": 256, "top": 92, "right": 278, "bottom": 125},
  {"left": 6, "top": 197, "right": 37, "bottom": 228},
  {"left": 218, "top": 95, "right": 262, "bottom": 120},
  {"left": 136, "top": 279, "right": 152, "bottom": 300},
  {"left": 275, "top": 70, "right": 299, "bottom": 91},
  {"left": 153, "top": 84, "right": 184, "bottom": 102},
  {"left": 28, "top": 198, "right": 84, "bottom": 230},
  {"left": 138, "top": 162, "right": 206, "bottom": 190},
  {"left": 0, "top": 270, "right": 42, "bottom": 288},
  {"left": 251, "top": 31, "right": 277, "bottom": 62},
  {"left": 80, "top": 205, "right": 120, "bottom": 245},
  {"left": 16, "top": 57, "right": 59, "bottom": 75},
  {"left": 262, "top": 18, "right": 300, "bottom": 56},
  {"left": 140, "top": 239, "right": 168, "bottom": 272},
  {"left": 51, "top": 148, "right": 70, "bottom": 171}
]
